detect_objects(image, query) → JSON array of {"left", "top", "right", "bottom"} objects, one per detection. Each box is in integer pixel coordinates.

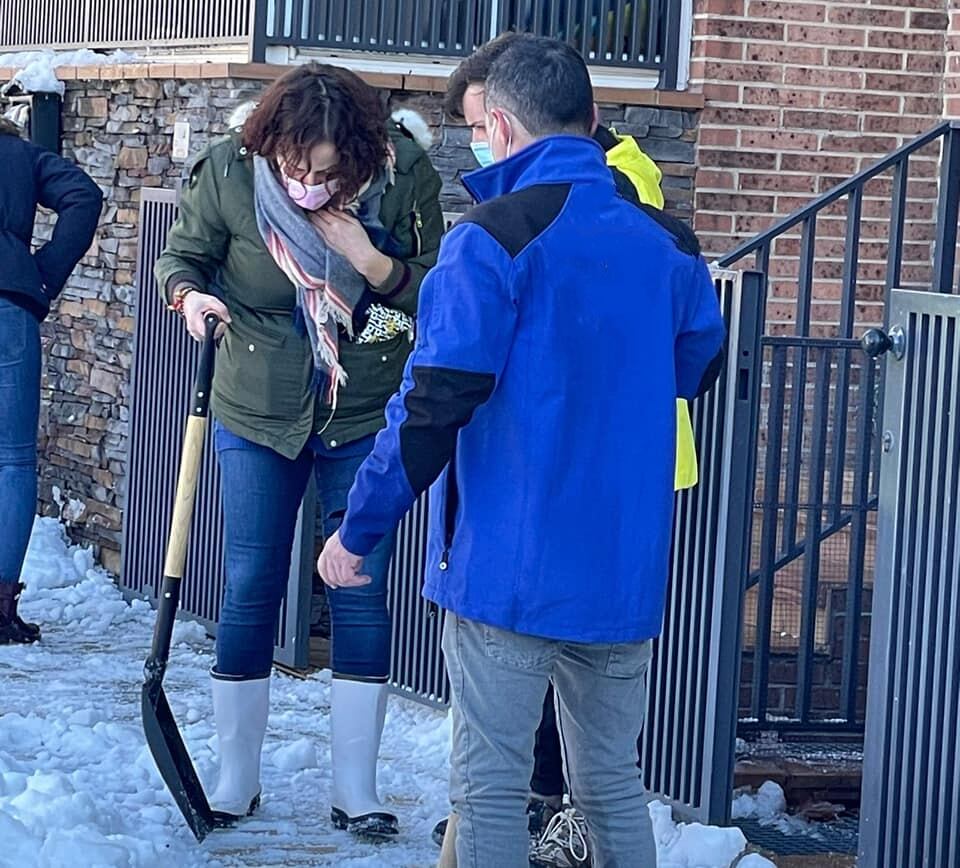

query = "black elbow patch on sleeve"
[
  {"left": 695, "top": 347, "right": 726, "bottom": 398},
  {"left": 400, "top": 366, "right": 496, "bottom": 493},
  {"left": 639, "top": 204, "right": 701, "bottom": 258}
]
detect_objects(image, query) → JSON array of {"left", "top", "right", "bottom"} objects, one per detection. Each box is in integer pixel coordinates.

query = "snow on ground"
[{"left": 1, "top": 517, "right": 771, "bottom": 867}]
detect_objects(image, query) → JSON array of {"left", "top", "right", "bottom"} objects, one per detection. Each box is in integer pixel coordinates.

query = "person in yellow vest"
[
  {"left": 433, "top": 32, "right": 722, "bottom": 868},
  {"left": 597, "top": 124, "right": 700, "bottom": 491}
]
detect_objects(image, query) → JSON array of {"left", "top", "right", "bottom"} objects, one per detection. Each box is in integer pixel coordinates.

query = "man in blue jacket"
[
  {"left": 0, "top": 117, "right": 102, "bottom": 645},
  {"left": 319, "top": 37, "right": 725, "bottom": 867}
]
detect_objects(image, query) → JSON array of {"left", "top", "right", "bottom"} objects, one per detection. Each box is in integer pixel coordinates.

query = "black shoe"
[
  {"left": 0, "top": 583, "right": 40, "bottom": 645},
  {"left": 527, "top": 796, "right": 561, "bottom": 838},
  {"left": 331, "top": 806, "right": 399, "bottom": 839},
  {"left": 432, "top": 817, "right": 448, "bottom": 847},
  {"left": 211, "top": 792, "right": 261, "bottom": 828}
]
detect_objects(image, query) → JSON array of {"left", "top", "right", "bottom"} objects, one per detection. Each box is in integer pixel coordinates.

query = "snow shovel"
[{"left": 142, "top": 313, "right": 220, "bottom": 843}]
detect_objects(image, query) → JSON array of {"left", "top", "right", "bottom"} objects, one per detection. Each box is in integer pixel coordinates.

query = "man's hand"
[{"left": 317, "top": 529, "right": 371, "bottom": 589}]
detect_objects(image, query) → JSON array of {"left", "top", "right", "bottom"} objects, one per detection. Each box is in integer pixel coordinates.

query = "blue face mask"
[{"left": 470, "top": 141, "right": 494, "bottom": 168}]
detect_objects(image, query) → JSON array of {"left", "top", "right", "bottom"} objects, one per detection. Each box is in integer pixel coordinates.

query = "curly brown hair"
[{"left": 242, "top": 62, "right": 388, "bottom": 206}]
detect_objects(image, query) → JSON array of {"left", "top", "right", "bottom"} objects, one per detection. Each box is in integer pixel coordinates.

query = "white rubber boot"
[
  {"left": 209, "top": 671, "right": 270, "bottom": 825},
  {"left": 330, "top": 677, "right": 398, "bottom": 838}
]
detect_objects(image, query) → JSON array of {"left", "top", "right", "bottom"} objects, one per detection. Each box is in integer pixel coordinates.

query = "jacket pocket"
[
  {"left": 334, "top": 332, "right": 411, "bottom": 419},
  {"left": 219, "top": 318, "right": 310, "bottom": 421},
  {"left": 482, "top": 623, "right": 556, "bottom": 670}
]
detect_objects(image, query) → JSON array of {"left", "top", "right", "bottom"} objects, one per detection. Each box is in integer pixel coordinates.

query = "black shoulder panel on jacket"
[
  {"left": 462, "top": 183, "right": 571, "bottom": 259},
  {"left": 400, "top": 366, "right": 496, "bottom": 494},
  {"left": 638, "top": 203, "right": 702, "bottom": 258}
]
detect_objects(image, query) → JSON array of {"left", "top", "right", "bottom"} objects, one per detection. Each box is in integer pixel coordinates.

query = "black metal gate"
[
  {"left": 120, "top": 188, "right": 314, "bottom": 670},
  {"left": 740, "top": 335, "right": 880, "bottom": 734},
  {"left": 860, "top": 289, "right": 960, "bottom": 868}
]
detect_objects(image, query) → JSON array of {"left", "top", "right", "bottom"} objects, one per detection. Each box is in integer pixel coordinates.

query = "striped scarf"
[{"left": 253, "top": 155, "right": 379, "bottom": 403}]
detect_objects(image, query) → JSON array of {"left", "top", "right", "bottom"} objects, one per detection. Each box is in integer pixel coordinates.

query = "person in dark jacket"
[
  {"left": 319, "top": 37, "right": 725, "bottom": 868},
  {"left": 0, "top": 117, "right": 102, "bottom": 646},
  {"left": 154, "top": 63, "right": 444, "bottom": 837}
]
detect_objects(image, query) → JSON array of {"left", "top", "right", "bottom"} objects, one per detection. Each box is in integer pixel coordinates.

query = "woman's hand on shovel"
[{"left": 182, "top": 290, "right": 231, "bottom": 341}]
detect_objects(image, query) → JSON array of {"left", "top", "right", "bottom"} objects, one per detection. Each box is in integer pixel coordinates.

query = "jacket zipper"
[
  {"left": 411, "top": 204, "right": 423, "bottom": 257},
  {"left": 439, "top": 449, "right": 458, "bottom": 571}
]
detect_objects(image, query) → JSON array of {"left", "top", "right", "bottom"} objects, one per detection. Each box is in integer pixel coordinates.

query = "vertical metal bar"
[
  {"left": 883, "top": 312, "right": 925, "bottom": 863},
  {"left": 428, "top": 0, "right": 441, "bottom": 48},
  {"left": 840, "top": 355, "right": 875, "bottom": 722},
  {"left": 781, "top": 221, "right": 816, "bottom": 563},
  {"left": 613, "top": 0, "right": 628, "bottom": 61},
  {"left": 840, "top": 189, "right": 862, "bottom": 339},
  {"left": 932, "top": 126, "right": 960, "bottom": 294},
  {"left": 795, "top": 348, "right": 832, "bottom": 722},
  {"left": 645, "top": 0, "right": 661, "bottom": 65},
  {"left": 706, "top": 270, "right": 765, "bottom": 823},
  {"left": 885, "top": 160, "right": 908, "bottom": 311},
  {"left": 659, "top": 0, "right": 682, "bottom": 86},
  {"left": 250, "top": 0, "right": 269, "bottom": 58},
  {"left": 752, "top": 344, "right": 786, "bottom": 724},
  {"left": 937, "top": 324, "right": 960, "bottom": 867},
  {"left": 595, "top": 0, "right": 609, "bottom": 59},
  {"left": 898, "top": 313, "right": 941, "bottom": 862},
  {"left": 919, "top": 317, "right": 953, "bottom": 862}
]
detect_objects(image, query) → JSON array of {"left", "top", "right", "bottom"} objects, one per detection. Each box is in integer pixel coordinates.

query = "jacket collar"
[{"left": 463, "top": 135, "right": 612, "bottom": 203}]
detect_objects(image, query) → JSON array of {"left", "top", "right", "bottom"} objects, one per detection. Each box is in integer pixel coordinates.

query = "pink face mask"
[{"left": 281, "top": 171, "right": 339, "bottom": 211}]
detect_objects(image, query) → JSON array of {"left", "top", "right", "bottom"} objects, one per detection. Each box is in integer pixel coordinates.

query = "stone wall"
[{"left": 14, "top": 70, "right": 700, "bottom": 569}]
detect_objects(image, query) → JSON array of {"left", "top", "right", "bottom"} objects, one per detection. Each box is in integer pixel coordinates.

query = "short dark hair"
[
  {"left": 242, "top": 62, "right": 388, "bottom": 206},
  {"left": 443, "top": 32, "right": 533, "bottom": 121},
  {"left": 485, "top": 36, "right": 593, "bottom": 137}
]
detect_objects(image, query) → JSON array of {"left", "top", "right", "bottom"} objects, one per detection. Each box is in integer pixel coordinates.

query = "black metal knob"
[{"left": 861, "top": 328, "right": 892, "bottom": 358}]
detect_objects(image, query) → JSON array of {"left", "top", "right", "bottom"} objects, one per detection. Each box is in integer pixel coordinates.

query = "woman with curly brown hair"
[{"left": 155, "top": 62, "right": 443, "bottom": 837}]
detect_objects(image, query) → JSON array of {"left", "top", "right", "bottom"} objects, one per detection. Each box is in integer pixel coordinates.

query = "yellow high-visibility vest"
[{"left": 605, "top": 132, "right": 699, "bottom": 491}]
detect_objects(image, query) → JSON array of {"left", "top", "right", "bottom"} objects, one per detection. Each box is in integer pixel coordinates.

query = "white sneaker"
[{"left": 529, "top": 806, "right": 592, "bottom": 867}]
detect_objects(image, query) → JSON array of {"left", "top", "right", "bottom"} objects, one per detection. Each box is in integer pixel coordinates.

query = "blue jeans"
[
  {"left": 0, "top": 296, "right": 41, "bottom": 586},
  {"left": 214, "top": 422, "right": 395, "bottom": 679}
]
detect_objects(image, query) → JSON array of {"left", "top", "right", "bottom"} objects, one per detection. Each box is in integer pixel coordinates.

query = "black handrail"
[{"left": 718, "top": 120, "right": 960, "bottom": 270}]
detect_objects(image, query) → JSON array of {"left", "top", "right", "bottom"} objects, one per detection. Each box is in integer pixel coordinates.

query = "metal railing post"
[{"left": 932, "top": 123, "right": 960, "bottom": 294}]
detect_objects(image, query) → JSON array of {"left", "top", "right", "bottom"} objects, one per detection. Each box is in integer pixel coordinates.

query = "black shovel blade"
[{"left": 142, "top": 678, "right": 216, "bottom": 842}]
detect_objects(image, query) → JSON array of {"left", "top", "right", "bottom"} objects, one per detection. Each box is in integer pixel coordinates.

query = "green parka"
[{"left": 155, "top": 119, "right": 444, "bottom": 459}]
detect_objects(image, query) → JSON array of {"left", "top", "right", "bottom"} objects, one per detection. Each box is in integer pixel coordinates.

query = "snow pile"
[
  {"left": 1, "top": 516, "right": 774, "bottom": 866},
  {"left": 732, "top": 780, "right": 821, "bottom": 839},
  {"left": 732, "top": 780, "right": 787, "bottom": 821},
  {"left": 0, "top": 49, "right": 140, "bottom": 98},
  {"left": 651, "top": 801, "right": 773, "bottom": 868}
]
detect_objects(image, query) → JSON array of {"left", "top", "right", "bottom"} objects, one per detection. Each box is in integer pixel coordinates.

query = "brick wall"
[
  {"left": 7, "top": 71, "right": 699, "bottom": 569},
  {"left": 948, "top": 0, "right": 960, "bottom": 117},
  {"left": 690, "top": 0, "right": 953, "bottom": 334}
]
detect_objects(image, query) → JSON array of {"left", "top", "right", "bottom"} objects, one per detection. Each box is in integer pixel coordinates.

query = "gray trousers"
[{"left": 442, "top": 614, "right": 657, "bottom": 868}]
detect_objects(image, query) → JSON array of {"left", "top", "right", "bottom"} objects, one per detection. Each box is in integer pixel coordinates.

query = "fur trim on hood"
[{"left": 225, "top": 101, "right": 433, "bottom": 151}]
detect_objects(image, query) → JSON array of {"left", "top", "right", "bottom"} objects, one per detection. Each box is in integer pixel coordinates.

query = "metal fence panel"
[
  {"left": 0, "top": 0, "right": 248, "bottom": 50},
  {"left": 860, "top": 289, "right": 960, "bottom": 868},
  {"left": 120, "top": 188, "right": 311, "bottom": 670}
]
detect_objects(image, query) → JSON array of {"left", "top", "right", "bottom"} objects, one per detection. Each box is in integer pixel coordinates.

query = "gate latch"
[{"left": 861, "top": 325, "right": 906, "bottom": 360}]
